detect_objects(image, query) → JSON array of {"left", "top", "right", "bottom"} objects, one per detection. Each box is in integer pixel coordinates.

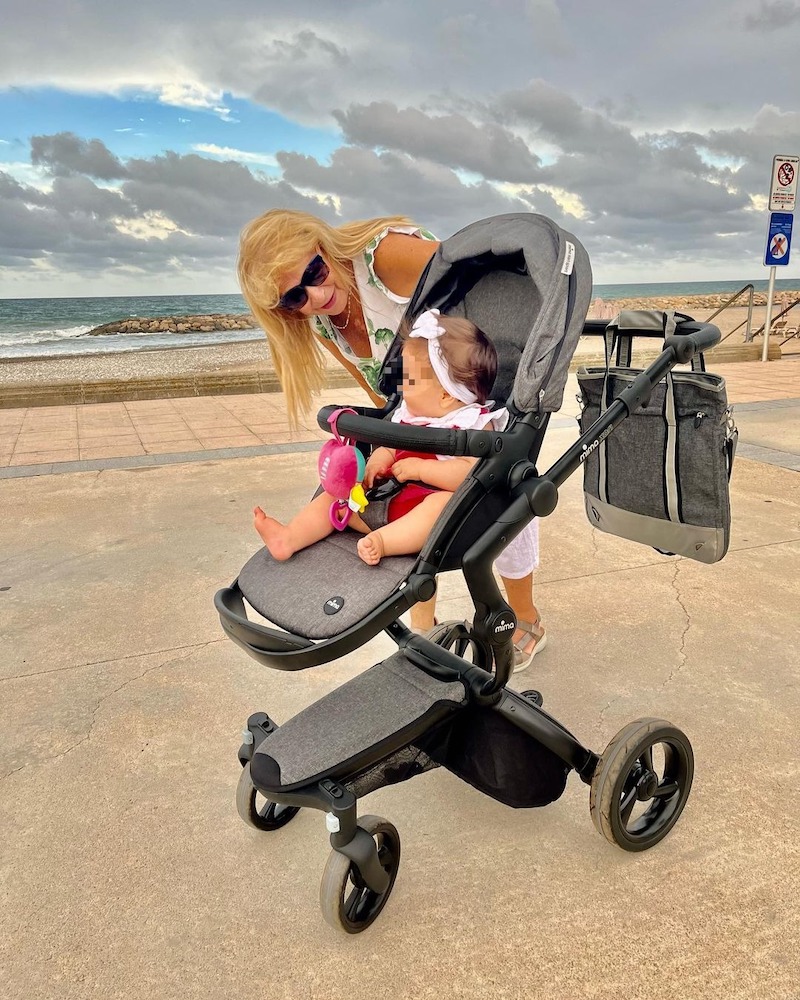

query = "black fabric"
[
  {"left": 250, "top": 751, "right": 282, "bottom": 792},
  {"left": 344, "top": 744, "right": 440, "bottom": 798},
  {"left": 418, "top": 708, "right": 570, "bottom": 808}
]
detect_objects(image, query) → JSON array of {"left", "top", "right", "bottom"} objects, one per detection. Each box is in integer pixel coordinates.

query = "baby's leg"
[
  {"left": 357, "top": 492, "right": 452, "bottom": 566},
  {"left": 254, "top": 492, "right": 336, "bottom": 560}
]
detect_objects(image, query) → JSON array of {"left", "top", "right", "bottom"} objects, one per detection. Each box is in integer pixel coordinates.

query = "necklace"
[{"left": 329, "top": 290, "right": 352, "bottom": 332}]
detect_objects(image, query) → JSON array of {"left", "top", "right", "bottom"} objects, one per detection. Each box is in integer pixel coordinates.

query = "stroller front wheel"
[
  {"left": 589, "top": 718, "right": 694, "bottom": 852},
  {"left": 320, "top": 814, "right": 401, "bottom": 933},
  {"left": 236, "top": 762, "right": 301, "bottom": 831}
]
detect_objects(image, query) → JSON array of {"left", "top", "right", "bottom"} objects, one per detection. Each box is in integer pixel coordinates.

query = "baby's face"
[{"left": 401, "top": 339, "right": 446, "bottom": 417}]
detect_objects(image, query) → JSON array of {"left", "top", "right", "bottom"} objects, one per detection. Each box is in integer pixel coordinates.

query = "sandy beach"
[{"left": 1, "top": 294, "right": 797, "bottom": 404}]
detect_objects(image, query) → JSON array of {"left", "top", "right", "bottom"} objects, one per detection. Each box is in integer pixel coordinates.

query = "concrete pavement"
[{"left": 1, "top": 360, "right": 799, "bottom": 1000}]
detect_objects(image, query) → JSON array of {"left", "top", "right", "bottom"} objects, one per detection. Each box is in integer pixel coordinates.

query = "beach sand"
[{"left": 1, "top": 295, "right": 797, "bottom": 400}]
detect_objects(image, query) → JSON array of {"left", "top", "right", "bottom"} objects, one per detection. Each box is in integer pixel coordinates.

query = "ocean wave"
[
  {"left": 0, "top": 327, "right": 264, "bottom": 358},
  {"left": 0, "top": 325, "right": 92, "bottom": 348}
]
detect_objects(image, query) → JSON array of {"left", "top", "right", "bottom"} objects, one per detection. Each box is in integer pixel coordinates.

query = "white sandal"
[{"left": 512, "top": 617, "right": 547, "bottom": 672}]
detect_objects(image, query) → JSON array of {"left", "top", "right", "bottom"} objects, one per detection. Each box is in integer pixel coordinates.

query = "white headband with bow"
[{"left": 408, "top": 309, "right": 478, "bottom": 405}]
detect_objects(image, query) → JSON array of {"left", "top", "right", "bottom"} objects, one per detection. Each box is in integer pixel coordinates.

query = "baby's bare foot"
[
  {"left": 253, "top": 506, "right": 295, "bottom": 561},
  {"left": 357, "top": 531, "right": 385, "bottom": 566}
]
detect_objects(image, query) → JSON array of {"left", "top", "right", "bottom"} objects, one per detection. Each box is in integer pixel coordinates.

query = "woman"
[{"left": 237, "top": 209, "right": 546, "bottom": 669}]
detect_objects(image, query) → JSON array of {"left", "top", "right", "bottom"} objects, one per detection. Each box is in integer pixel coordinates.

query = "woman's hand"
[{"left": 363, "top": 447, "right": 396, "bottom": 488}]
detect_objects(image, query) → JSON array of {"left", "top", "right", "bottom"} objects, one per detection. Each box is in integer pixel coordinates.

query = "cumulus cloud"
[
  {"left": 2, "top": 1, "right": 799, "bottom": 291},
  {"left": 744, "top": 1, "right": 800, "bottom": 30},
  {"left": 4, "top": 0, "right": 795, "bottom": 130},
  {"left": 334, "top": 102, "right": 543, "bottom": 184},
  {"left": 157, "top": 82, "right": 234, "bottom": 121},
  {"left": 30, "top": 133, "right": 127, "bottom": 180}
]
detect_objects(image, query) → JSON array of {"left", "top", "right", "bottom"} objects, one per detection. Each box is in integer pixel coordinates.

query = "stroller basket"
[{"left": 216, "top": 214, "right": 715, "bottom": 934}]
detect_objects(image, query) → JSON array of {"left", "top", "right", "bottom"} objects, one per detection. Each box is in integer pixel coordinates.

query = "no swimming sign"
[{"left": 764, "top": 213, "right": 793, "bottom": 267}]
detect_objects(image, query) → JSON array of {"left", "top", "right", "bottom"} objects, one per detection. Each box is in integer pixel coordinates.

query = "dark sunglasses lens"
[
  {"left": 278, "top": 286, "right": 308, "bottom": 312},
  {"left": 302, "top": 255, "right": 329, "bottom": 286}
]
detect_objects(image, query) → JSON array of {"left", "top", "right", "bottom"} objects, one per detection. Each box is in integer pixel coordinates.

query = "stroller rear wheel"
[
  {"left": 236, "top": 762, "right": 301, "bottom": 831},
  {"left": 320, "top": 814, "right": 401, "bottom": 933},
  {"left": 590, "top": 718, "right": 693, "bottom": 852}
]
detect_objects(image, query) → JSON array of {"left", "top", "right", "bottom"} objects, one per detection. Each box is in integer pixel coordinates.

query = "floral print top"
[{"left": 311, "top": 225, "right": 437, "bottom": 393}]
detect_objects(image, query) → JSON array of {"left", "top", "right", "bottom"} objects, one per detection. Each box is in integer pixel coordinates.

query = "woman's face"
[{"left": 278, "top": 252, "right": 348, "bottom": 318}]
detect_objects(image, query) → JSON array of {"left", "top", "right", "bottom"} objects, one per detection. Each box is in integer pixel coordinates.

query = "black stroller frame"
[{"left": 215, "top": 216, "right": 715, "bottom": 933}]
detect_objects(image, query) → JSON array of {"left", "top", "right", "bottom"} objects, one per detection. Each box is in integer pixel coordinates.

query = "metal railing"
[
  {"left": 749, "top": 295, "right": 800, "bottom": 346},
  {"left": 709, "top": 284, "right": 755, "bottom": 344}
]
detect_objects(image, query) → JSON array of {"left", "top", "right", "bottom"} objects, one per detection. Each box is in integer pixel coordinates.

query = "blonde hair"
[{"left": 238, "top": 209, "right": 414, "bottom": 425}]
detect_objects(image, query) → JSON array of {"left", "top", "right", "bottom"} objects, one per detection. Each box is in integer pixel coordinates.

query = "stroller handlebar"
[
  {"left": 664, "top": 321, "right": 720, "bottom": 362},
  {"left": 318, "top": 407, "right": 496, "bottom": 458}
]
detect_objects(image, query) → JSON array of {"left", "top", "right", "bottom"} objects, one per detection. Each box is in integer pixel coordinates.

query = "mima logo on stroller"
[
  {"left": 493, "top": 614, "right": 517, "bottom": 635},
  {"left": 579, "top": 424, "right": 613, "bottom": 463}
]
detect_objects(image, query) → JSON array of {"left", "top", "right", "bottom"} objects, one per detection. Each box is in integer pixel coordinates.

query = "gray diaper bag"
[{"left": 577, "top": 311, "right": 738, "bottom": 564}]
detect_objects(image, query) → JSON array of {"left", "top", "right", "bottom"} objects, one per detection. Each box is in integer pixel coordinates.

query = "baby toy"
[{"left": 318, "top": 408, "right": 369, "bottom": 530}]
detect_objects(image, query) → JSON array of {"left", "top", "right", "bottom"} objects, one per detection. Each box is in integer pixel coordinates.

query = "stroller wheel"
[
  {"left": 236, "top": 762, "right": 301, "bottom": 831},
  {"left": 590, "top": 718, "right": 693, "bottom": 853},
  {"left": 320, "top": 814, "right": 401, "bottom": 934}
]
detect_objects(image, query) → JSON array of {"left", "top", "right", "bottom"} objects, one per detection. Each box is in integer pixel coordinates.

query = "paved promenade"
[
  {"left": 1, "top": 359, "right": 799, "bottom": 474},
  {"left": 1, "top": 357, "right": 798, "bottom": 1000}
]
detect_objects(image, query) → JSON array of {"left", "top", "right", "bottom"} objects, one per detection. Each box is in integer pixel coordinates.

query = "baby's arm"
[
  {"left": 391, "top": 456, "right": 477, "bottom": 492},
  {"left": 363, "top": 446, "right": 397, "bottom": 488}
]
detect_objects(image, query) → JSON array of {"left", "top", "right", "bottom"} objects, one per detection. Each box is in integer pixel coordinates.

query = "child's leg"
[
  {"left": 254, "top": 492, "right": 336, "bottom": 560},
  {"left": 357, "top": 492, "right": 452, "bottom": 566}
]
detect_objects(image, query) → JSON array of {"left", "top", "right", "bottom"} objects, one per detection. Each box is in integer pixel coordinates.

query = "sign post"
[{"left": 763, "top": 155, "right": 798, "bottom": 362}]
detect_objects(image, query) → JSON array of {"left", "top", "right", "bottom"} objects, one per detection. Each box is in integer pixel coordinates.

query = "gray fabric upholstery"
[
  {"left": 578, "top": 360, "right": 734, "bottom": 563},
  {"left": 381, "top": 213, "right": 593, "bottom": 414},
  {"left": 238, "top": 534, "right": 416, "bottom": 639},
  {"left": 253, "top": 652, "right": 467, "bottom": 788}
]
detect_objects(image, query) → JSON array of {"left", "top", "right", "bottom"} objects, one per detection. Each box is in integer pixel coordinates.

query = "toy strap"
[{"left": 327, "top": 407, "right": 357, "bottom": 445}]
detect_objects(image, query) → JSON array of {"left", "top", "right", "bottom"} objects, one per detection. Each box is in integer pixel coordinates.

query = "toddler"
[{"left": 253, "top": 309, "right": 503, "bottom": 565}]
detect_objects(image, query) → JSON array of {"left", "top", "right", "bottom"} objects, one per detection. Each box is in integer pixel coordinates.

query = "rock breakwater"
[
  {"left": 608, "top": 291, "right": 800, "bottom": 311},
  {"left": 85, "top": 313, "right": 257, "bottom": 336}
]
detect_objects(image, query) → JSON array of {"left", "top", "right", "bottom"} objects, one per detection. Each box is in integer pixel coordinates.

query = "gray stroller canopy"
[{"left": 379, "top": 212, "right": 593, "bottom": 413}]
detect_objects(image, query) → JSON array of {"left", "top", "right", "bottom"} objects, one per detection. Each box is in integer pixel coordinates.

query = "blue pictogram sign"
[{"left": 764, "top": 213, "right": 793, "bottom": 266}]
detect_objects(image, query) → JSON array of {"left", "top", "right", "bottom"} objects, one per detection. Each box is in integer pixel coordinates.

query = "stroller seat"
[
  {"left": 238, "top": 534, "right": 417, "bottom": 639},
  {"left": 250, "top": 651, "right": 467, "bottom": 793}
]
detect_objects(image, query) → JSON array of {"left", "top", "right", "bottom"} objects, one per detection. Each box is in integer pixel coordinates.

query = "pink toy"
[{"left": 318, "top": 409, "right": 368, "bottom": 530}]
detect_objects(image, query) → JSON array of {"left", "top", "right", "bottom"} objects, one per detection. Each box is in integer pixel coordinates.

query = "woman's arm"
[
  {"left": 372, "top": 232, "right": 440, "bottom": 298},
  {"left": 318, "top": 336, "right": 386, "bottom": 407}
]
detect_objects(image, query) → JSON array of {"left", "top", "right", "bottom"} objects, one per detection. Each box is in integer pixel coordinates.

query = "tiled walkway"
[
  {"left": 1, "top": 361, "right": 797, "bottom": 470},
  {"left": 0, "top": 387, "right": 369, "bottom": 468}
]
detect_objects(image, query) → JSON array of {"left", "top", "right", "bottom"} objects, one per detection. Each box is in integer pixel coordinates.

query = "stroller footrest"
[{"left": 250, "top": 652, "right": 467, "bottom": 793}]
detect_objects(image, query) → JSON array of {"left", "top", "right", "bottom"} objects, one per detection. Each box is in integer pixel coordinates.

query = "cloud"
[
  {"left": 744, "top": 1, "right": 800, "bottom": 30},
  {"left": 2, "top": 1, "right": 800, "bottom": 291},
  {"left": 334, "top": 102, "right": 543, "bottom": 184},
  {"left": 0, "top": 137, "right": 327, "bottom": 286},
  {"left": 157, "top": 82, "right": 235, "bottom": 121},
  {"left": 192, "top": 144, "right": 278, "bottom": 167},
  {"left": 30, "top": 132, "right": 127, "bottom": 180},
  {"left": 275, "top": 145, "right": 537, "bottom": 237}
]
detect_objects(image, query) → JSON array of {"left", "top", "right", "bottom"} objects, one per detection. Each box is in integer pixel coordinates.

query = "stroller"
[{"left": 215, "top": 213, "right": 714, "bottom": 933}]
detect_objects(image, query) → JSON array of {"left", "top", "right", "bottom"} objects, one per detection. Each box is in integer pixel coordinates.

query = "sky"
[{"left": 1, "top": 0, "right": 800, "bottom": 298}]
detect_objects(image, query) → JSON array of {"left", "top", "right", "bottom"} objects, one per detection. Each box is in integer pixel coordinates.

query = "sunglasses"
[{"left": 278, "top": 254, "right": 330, "bottom": 312}]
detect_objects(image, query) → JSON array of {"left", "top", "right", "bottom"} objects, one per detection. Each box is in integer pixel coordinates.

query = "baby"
[{"left": 253, "top": 309, "right": 502, "bottom": 565}]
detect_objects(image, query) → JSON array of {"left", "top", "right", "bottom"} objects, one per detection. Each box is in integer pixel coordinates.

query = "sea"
[{"left": 1, "top": 279, "right": 799, "bottom": 360}]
